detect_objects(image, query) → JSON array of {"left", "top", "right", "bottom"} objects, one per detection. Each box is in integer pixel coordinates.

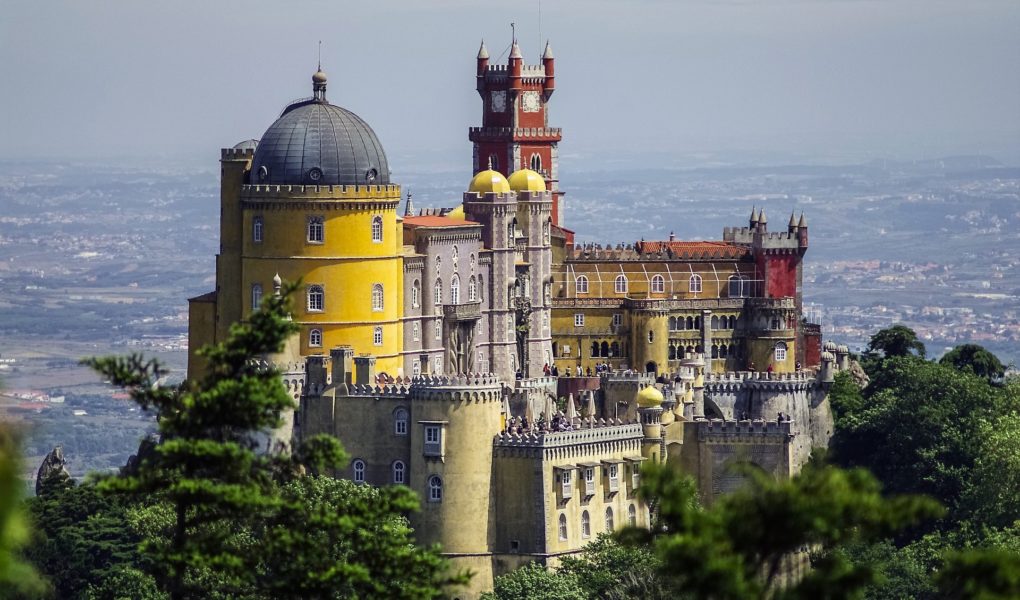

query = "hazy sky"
[{"left": 2, "top": 0, "right": 1018, "bottom": 170}]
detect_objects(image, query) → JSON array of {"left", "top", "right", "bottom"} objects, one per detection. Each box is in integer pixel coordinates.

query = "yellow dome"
[
  {"left": 468, "top": 169, "right": 511, "bottom": 194},
  {"left": 507, "top": 168, "right": 546, "bottom": 192},
  {"left": 635, "top": 385, "right": 664, "bottom": 408},
  {"left": 447, "top": 204, "right": 466, "bottom": 220}
]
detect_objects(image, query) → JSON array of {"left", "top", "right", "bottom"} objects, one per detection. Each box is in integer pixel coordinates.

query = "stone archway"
[{"left": 645, "top": 361, "right": 657, "bottom": 374}]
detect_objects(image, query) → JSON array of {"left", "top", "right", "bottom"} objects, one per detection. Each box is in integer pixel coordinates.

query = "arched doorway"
[{"left": 645, "top": 361, "right": 657, "bottom": 374}]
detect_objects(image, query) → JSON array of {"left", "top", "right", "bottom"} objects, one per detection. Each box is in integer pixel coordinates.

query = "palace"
[{"left": 187, "top": 39, "right": 844, "bottom": 598}]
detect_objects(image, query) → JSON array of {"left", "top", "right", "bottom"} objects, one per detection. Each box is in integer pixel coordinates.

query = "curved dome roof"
[
  {"left": 250, "top": 71, "right": 389, "bottom": 187},
  {"left": 468, "top": 168, "right": 510, "bottom": 194},
  {"left": 508, "top": 168, "right": 546, "bottom": 192},
  {"left": 635, "top": 385, "right": 664, "bottom": 408}
]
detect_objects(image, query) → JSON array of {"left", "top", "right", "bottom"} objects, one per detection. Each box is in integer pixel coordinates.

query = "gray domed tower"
[{"left": 188, "top": 68, "right": 405, "bottom": 380}]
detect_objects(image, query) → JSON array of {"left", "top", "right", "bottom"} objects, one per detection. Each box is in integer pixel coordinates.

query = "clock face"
[
  {"left": 522, "top": 91, "right": 540, "bottom": 113},
  {"left": 491, "top": 90, "right": 506, "bottom": 113}
]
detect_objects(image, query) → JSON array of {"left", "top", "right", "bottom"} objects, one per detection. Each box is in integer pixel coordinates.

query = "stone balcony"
[{"left": 442, "top": 301, "right": 482, "bottom": 322}]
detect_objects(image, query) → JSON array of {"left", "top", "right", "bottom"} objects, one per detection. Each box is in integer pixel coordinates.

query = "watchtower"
[{"left": 471, "top": 39, "right": 564, "bottom": 226}]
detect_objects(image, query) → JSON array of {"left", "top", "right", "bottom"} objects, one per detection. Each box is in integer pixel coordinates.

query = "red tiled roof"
[
  {"left": 402, "top": 216, "right": 479, "bottom": 228},
  {"left": 636, "top": 240, "right": 747, "bottom": 259}
]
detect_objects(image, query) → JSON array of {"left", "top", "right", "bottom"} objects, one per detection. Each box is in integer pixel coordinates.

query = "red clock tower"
[{"left": 470, "top": 39, "right": 565, "bottom": 226}]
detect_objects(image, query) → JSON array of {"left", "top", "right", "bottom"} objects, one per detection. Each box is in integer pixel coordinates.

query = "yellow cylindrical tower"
[
  {"left": 202, "top": 68, "right": 406, "bottom": 377},
  {"left": 240, "top": 185, "right": 404, "bottom": 375},
  {"left": 631, "top": 312, "right": 669, "bottom": 375}
]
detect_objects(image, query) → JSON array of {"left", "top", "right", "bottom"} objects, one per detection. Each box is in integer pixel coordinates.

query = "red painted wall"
[{"left": 759, "top": 254, "right": 799, "bottom": 298}]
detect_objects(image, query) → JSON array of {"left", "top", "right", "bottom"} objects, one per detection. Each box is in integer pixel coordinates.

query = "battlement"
[
  {"left": 494, "top": 421, "right": 641, "bottom": 448},
  {"left": 240, "top": 184, "right": 402, "bottom": 201},
  {"left": 221, "top": 147, "right": 255, "bottom": 160},
  {"left": 696, "top": 418, "right": 794, "bottom": 439},
  {"left": 722, "top": 227, "right": 805, "bottom": 250},
  {"left": 345, "top": 383, "right": 411, "bottom": 398},
  {"left": 468, "top": 127, "right": 562, "bottom": 142},
  {"left": 703, "top": 370, "right": 816, "bottom": 392},
  {"left": 410, "top": 373, "right": 504, "bottom": 390},
  {"left": 746, "top": 297, "right": 796, "bottom": 310},
  {"left": 250, "top": 358, "right": 306, "bottom": 374},
  {"left": 567, "top": 240, "right": 749, "bottom": 262}
]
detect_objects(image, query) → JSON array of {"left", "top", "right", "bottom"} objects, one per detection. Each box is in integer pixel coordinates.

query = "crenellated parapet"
[
  {"left": 704, "top": 370, "right": 816, "bottom": 393},
  {"left": 696, "top": 418, "right": 793, "bottom": 442},
  {"left": 221, "top": 147, "right": 255, "bottom": 160},
  {"left": 493, "top": 422, "right": 642, "bottom": 460},
  {"left": 240, "top": 183, "right": 402, "bottom": 202}
]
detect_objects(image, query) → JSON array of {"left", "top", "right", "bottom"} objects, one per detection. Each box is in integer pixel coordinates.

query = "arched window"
[
  {"left": 711, "top": 345, "right": 719, "bottom": 359},
  {"left": 669, "top": 345, "right": 676, "bottom": 360},
  {"left": 352, "top": 459, "right": 365, "bottom": 483},
  {"left": 466, "top": 276, "right": 477, "bottom": 302},
  {"left": 435, "top": 319, "right": 442, "bottom": 341},
  {"left": 507, "top": 220, "right": 516, "bottom": 245},
  {"left": 252, "top": 216, "right": 263, "bottom": 243},
  {"left": 543, "top": 220, "right": 551, "bottom": 244},
  {"left": 450, "top": 274, "right": 460, "bottom": 304},
  {"left": 605, "top": 507, "right": 614, "bottom": 532},
  {"left": 581, "top": 510, "right": 591, "bottom": 538},
  {"left": 576, "top": 275, "right": 589, "bottom": 294},
  {"left": 489, "top": 154, "right": 499, "bottom": 171},
  {"left": 669, "top": 316, "right": 676, "bottom": 331},
  {"left": 307, "top": 285, "right": 324, "bottom": 312},
  {"left": 558, "top": 514, "right": 568, "bottom": 540},
  {"left": 720, "top": 344, "right": 729, "bottom": 358},
  {"left": 392, "top": 461, "right": 405, "bottom": 484},
  {"left": 711, "top": 315, "right": 719, "bottom": 330},
  {"left": 428, "top": 475, "right": 443, "bottom": 502},
  {"left": 412, "top": 322, "right": 420, "bottom": 341},
  {"left": 694, "top": 316, "right": 701, "bottom": 330},
  {"left": 600, "top": 341, "right": 609, "bottom": 357},
  {"left": 628, "top": 504, "right": 638, "bottom": 526},
  {"left": 689, "top": 274, "right": 703, "bottom": 294},
  {"left": 309, "top": 328, "right": 322, "bottom": 347},
  {"left": 530, "top": 153, "right": 542, "bottom": 172},
  {"left": 648, "top": 330, "right": 654, "bottom": 344},
  {"left": 651, "top": 274, "right": 665, "bottom": 293},
  {"left": 615, "top": 274, "right": 628, "bottom": 294},
  {"left": 728, "top": 275, "right": 750, "bottom": 298},
  {"left": 372, "top": 284, "right": 384, "bottom": 311},
  {"left": 686, "top": 316, "right": 694, "bottom": 330},
  {"left": 451, "top": 245, "right": 458, "bottom": 264},
  {"left": 251, "top": 283, "right": 263, "bottom": 311},
  {"left": 434, "top": 279, "right": 442, "bottom": 306},
  {"left": 373, "top": 326, "right": 383, "bottom": 346},
  {"left": 774, "top": 342, "right": 788, "bottom": 362},
  {"left": 411, "top": 280, "right": 420, "bottom": 308},
  {"left": 610, "top": 341, "right": 620, "bottom": 357},
  {"left": 729, "top": 316, "right": 737, "bottom": 329},
  {"left": 371, "top": 215, "right": 383, "bottom": 243},
  {"left": 591, "top": 341, "right": 600, "bottom": 358},
  {"left": 394, "top": 408, "right": 408, "bottom": 435}
]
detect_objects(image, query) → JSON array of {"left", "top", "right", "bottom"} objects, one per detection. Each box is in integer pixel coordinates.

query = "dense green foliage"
[
  {"left": 623, "top": 460, "right": 941, "bottom": 599},
  {"left": 0, "top": 427, "right": 48, "bottom": 599},
  {"left": 481, "top": 562, "right": 587, "bottom": 600},
  {"left": 557, "top": 533, "right": 663, "bottom": 599},
  {"left": 866, "top": 324, "right": 926, "bottom": 358},
  {"left": 829, "top": 326, "right": 1020, "bottom": 599},
  {"left": 20, "top": 287, "right": 464, "bottom": 599},
  {"left": 939, "top": 343, "right": 1007, "bottom": 381}
]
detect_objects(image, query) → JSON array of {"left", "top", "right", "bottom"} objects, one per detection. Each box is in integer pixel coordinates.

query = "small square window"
[{"left": 574, "top": 313, "right": 585, "bottom": 327}]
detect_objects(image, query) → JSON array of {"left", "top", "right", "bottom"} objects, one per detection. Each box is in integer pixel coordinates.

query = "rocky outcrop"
[
  {"left": 848, "top": 359, "right": 870, "bottom": 389},
  {"left": 36, "top": 445, "right": 71, "bottom": 495}
]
